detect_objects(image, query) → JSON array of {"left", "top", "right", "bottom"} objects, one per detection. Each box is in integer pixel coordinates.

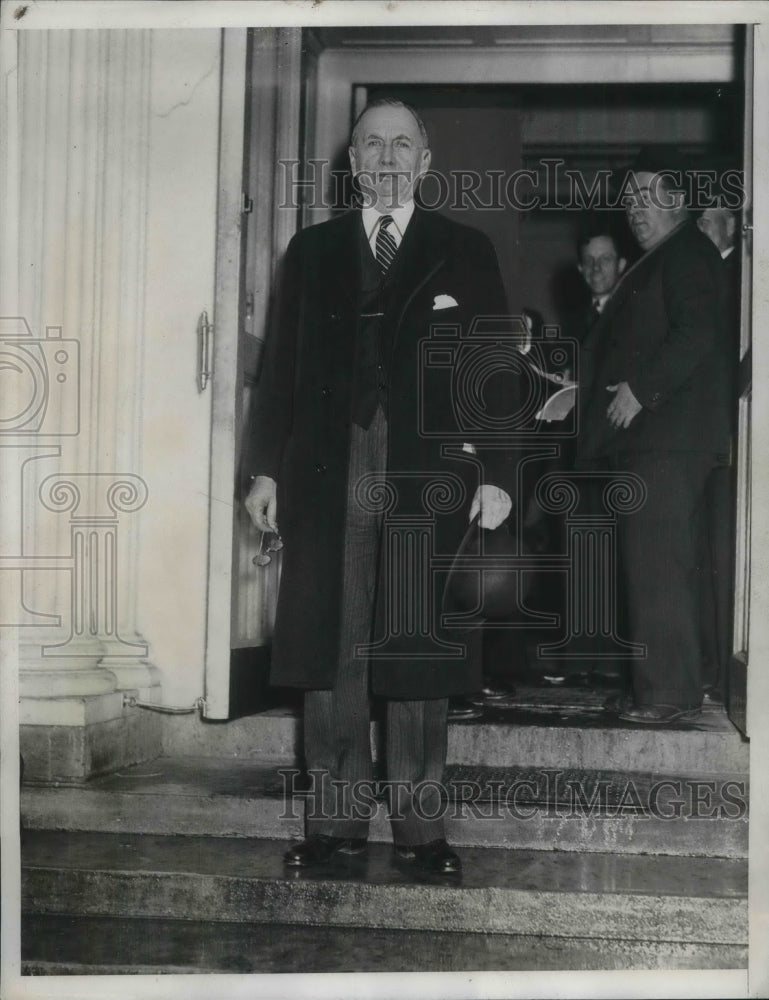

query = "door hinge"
[
  {"left": 241, "top": 192, "right": 253, "bottom": 214},
  {"left": 198, "top": 309, "right": 214, "bottom": 391}
]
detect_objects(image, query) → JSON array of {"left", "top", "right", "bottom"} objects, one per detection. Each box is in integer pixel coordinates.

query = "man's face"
[
  {"left": 697, "top": 208, "right": 736, "bottom": 254},
  {"left": 623, "top": 171, "right": 684, "bottom": 252},
  {"left": 578, "top": 235, "right": 627, "bottom": 297},
  {"left": 349, "top": 105, "right": 431, "bottom": 211}
]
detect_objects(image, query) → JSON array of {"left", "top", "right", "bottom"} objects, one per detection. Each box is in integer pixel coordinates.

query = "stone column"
[{"left": 6, "top": 30, "right": 162, "bottom": 780}]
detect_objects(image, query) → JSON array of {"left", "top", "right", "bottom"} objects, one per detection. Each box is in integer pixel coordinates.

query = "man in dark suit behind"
[
  {"left": 244, "top": 99, "right": 521, "bottom": 872},
  {"left": 577, "top": 148, "right": 731, "bottom": 724},
  {"left": 573, "top": 215, "right": 628, "bottom": 342},
  {"left": 696, "top": 204, "right": 741, "bottom": 701}
]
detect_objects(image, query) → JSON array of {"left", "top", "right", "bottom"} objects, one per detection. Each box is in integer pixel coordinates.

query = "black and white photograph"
[{"left": 1, "top": 2, "right": 768, "bottom": 998}]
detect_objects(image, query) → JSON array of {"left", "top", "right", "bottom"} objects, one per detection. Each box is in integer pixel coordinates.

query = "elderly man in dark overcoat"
[
  {"left": 577, "top": 148, "right": 731, "bottom": 724},
  {"left": 244, "top": 99, "right": 521, "bottom": 873}
]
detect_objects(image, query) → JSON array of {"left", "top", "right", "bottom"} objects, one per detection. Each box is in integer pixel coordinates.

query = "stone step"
[
  {"left": 21, "top": 831, "right": 747, "bottom": 948},
  {"left": 162, "top": 690, "right": 748, "bottom": 774},
  {"left": 21, "top": 756, "right": 749, "bottom": 858},
  {"left": 21, "top": 914, "right": 747, "bottom": 975}
]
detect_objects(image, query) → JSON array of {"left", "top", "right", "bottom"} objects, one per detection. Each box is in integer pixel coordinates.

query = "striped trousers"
[{"left": 303, "top": 407, "right": 449, "bottom": 846}]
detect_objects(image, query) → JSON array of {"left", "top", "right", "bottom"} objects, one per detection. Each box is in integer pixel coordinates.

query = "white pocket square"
[{"left": 433, "top": 294, "right": 458, "bottom": 310}]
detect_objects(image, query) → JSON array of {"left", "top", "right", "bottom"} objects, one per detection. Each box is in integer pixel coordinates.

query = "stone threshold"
[{"left": 161, "top": 692, "right": 748, "bottom": 773}]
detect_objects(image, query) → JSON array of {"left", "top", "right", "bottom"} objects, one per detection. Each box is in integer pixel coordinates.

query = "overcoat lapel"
[
  {"left": 321, "top": 209, "right": 362, "bottom": 309},
  {"left": 384, "top": 210, "right": 447, "bottom": 356},
  {"left": 321, "top": 208, "right": 447, "bottom": 328}
]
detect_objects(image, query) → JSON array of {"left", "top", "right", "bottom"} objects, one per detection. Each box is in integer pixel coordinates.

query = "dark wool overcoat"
[
  {"left": 246, "top": 207, "right": 522, "bottom": 698},
  {"left": 577, "top": 220, "right": 732, "bottom": 461},
  {"left": 573, "top": 219, "right": 733, "bottom": 706}
]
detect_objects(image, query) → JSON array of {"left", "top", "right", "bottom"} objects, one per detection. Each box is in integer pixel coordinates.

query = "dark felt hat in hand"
[{"left": 443, "top": 516, "right": 532, "bottom": 626}]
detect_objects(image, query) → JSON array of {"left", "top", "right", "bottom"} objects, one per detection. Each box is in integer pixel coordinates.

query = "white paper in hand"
[{"left": 535, "top": 384, "right": 577, "bottom": 422}]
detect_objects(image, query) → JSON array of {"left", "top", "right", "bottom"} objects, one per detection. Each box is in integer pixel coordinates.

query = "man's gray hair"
[{"left": 350, "top": 98, "right": 429, "bottom": 148}]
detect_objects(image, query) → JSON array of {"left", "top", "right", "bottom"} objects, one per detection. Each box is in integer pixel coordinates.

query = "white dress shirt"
[{"left": 362, "top": 201, "right": 415, "bottom": 256}]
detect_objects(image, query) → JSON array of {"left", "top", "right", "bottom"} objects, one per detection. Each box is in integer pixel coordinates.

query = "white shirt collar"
[
  {"left": 721, "top": 245, "right": 735, "bottom": 260},
  {"left": 362, "top": 201, "right": 415, "bottom": 246}
]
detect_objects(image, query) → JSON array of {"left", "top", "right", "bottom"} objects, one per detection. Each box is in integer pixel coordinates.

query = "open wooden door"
[
  {"left": 202, "top": 28, "right": 249, "bottom": 720},
  {"left": 727, "top": 24, "right": 754, "bottom": 738},
  {"left": 203, "top": 28, "right": 303, "bottom": 719}
]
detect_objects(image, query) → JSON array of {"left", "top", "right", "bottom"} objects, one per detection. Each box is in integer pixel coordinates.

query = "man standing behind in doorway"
[
  {"left": 577, "top": 147, "right": 731, "bottom": 724},
  {"left": 575, "top": 215, "right": 628, "bottom": 339},
  {"left": 560, "top": 216, "right": 630, "bottom": 686},
  {"left": 697, "top": 205, "right": 738, "bottom": 272},
  {"left": 696, "top": 201, "right": 741, "bottom": 703},
  {"left": 244, "top": 99, "right": 521, "bottom": 872}
]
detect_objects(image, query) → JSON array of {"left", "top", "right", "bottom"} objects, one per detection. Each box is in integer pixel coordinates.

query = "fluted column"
[{"left": 8, "top": 30, "right": 158, "bottom": 716}]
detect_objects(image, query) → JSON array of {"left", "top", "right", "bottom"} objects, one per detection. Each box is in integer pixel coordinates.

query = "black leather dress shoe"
[
  {"left": 618, "top": 704, "right": 701, "bottom": 725},
  {"left": 478, "top": 682, "right": 516, "bottom": 700},
  {"left": 448, "top": 698, "right": 483, "bottom": 720},
  {"left": 283, "top": 834, "right": 367, "bottom": 867},
  {"left": 394, "top": 838, "right": 462, "bottom": 874}
]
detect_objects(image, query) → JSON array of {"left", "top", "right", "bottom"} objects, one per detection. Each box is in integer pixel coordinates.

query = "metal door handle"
[{"left": 198, "top": 310, "right": 213, "bottom": 391}]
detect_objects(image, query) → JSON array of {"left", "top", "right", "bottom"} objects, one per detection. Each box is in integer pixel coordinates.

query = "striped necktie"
[{"left": 375, "top": 215, "right": 398, "bottom": 274}]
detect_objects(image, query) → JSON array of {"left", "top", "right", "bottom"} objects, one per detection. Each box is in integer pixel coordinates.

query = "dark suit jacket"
[
  {"left": 577, "top": 220, "right": 731, "bottom": 461},
  {"left": 563, "top": 298, "right": 599, "bottom": 346},
  {"left": 245, "top": 208, "right": 522, "bottom": 697}
]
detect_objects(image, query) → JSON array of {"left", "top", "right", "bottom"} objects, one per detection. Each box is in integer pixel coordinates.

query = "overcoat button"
[
  {"left": 377, "top": 382, "right": 386, "bottom": 391},
  {"left": 321, "top": 386, "right": 332, "bottom": 397},
  {"left": 315, "top": 463, "right": 326, "bottom": 474}
]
